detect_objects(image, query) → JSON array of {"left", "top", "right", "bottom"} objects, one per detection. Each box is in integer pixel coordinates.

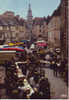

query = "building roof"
[
  {"left": 33, "top": 17, "right": 47, "bottom": 26},
  {"left": 0, "top": 13, "right": 25, "bottom": 26},
  {"left": 47, "top": 5, "right": 61, "bottom": 24}
]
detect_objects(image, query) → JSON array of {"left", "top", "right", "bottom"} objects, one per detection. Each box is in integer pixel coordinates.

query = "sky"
[{"left": 0, "top": 0, "right": 61, "bottom": 19}]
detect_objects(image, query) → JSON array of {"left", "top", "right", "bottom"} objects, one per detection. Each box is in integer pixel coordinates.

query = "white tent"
[
  {"left": 36, "top": 40, "right": 46, "bottom": 43},
  {"left": 30, "top": 44, "right": 35, "bottom": 49}
]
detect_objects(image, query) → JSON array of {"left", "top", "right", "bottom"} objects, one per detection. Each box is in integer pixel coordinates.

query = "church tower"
[
  {"left": 27, "top": 3, "right": 33, "bottom": 22},
  {"left": 27, "top": 2, "right": 33, "bottom": 41}
]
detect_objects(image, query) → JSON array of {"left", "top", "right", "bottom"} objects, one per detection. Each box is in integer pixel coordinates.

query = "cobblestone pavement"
[{"left": 44, "top": 68, "right": 68, "bottom": 99}]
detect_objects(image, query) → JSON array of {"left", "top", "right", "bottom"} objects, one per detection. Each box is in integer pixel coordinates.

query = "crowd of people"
[
  {"left": 4, "top": 50, "right": 51, "bottom": 99},
  {"left": 2, "top": 45, "right": 68, "bottom": 99}
]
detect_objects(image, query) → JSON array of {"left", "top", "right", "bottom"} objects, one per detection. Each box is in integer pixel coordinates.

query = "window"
[{"left": 0, "top": 26, "right": 3, "bottom": 30}]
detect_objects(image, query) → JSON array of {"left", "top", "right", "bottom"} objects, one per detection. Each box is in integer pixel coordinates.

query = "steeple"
[
  {"left": 29, "top": 3, "right": 31, "bottom": 11},
  {"left": 27, "top": 2, "right": 33, "bottom": 21},
  {"left": 27, "top": 2, "right": 33, "bottom": 41}
]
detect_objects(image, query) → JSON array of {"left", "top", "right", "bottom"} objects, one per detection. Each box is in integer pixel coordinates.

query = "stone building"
[
  {"left": 60, "top": 0, "right": 68, "bottom": 59},
  {"left": 48, "top": 8, "right": 61, "bottom": 48},
  {"left": 0, "top": 11, "right": 26, "bottom": 44},
  {"left": 0, "top": 3, "right": 49, "bottom": 44},
  {"left": 0, "top": 11, "right": 48, "bottom": 44},
  {"left": 32, "top": 17, "right": 48, "bottom": 41}
]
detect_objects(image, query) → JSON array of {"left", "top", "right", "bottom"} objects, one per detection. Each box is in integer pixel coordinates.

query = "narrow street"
[{"left": 44, "top": 68, "right": 68, "bottom": 98}]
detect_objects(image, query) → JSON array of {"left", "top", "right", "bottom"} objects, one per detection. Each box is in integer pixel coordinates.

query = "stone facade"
[
  {"left": 0, "top": 12, "right": 26, "bottom": 43},
  {"left": 0, "top": 13, "right": 48, "bottom": 44},
  {"left": 0, "top": 5, "right": 48, "bottom": 43},
  {"left": 32, "top": 17, "right": 48, "bottom": 41},
  {"left": 60, "top": 0, "right": 68, "bottom": 59},
  {"left": 48, "top": 10, "right": 61, "bottom": 48}
]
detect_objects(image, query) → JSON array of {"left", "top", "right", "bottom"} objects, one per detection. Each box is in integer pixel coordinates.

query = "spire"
[
  {"left": 29, "top": 0, "right": 31, "bottom": 10},
  {"left": 27, "top": 2, "right": 33, "bottom": 20},
  {"left": 29, "top": 3, "right": 31, "bottom": 11},
  {"left": 27, "top": 1, "right": 33, "bottom": 41}
]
